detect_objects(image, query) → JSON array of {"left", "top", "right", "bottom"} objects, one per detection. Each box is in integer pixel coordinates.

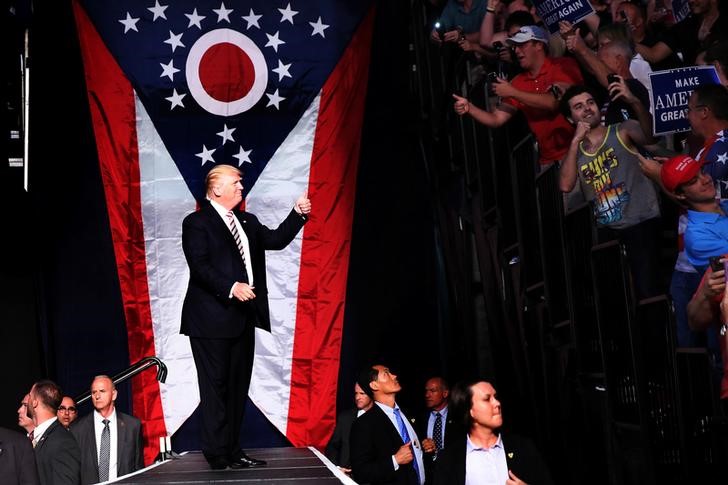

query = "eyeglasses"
[
  {"left": 686, "top": 104, "right": 707, "bottom": 113},
  {"left": 58, "top": 406, "right": 77, "bottom": 413}
]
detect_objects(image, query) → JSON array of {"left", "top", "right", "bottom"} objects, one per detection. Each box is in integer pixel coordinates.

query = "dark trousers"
[
  {"left": 190, "top": 322, "right": 255, "bottom": 460},
  {"left": 598, "top": 217, "right": 662, "bottom": 300}
]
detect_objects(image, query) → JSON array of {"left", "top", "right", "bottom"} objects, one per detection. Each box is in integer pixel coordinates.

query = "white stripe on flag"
[
  {"left": 136, "top": 93, "right": 200, "bottom": 436},
  {"left": 247, "top": 93, "right": 320, "bottom": 434}
]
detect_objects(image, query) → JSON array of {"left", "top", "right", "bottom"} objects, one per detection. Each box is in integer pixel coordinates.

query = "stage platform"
[{"left": 113, "top": 447, "right": 354, "bottom": 484}]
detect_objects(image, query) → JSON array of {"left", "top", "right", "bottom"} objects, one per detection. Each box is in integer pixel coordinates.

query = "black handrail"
[{"left": 74, "top": 356, "right": 167, "bottom": 406}]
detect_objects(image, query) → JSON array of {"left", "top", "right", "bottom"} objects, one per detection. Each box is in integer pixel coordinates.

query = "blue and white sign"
[
  {"left": 649, "top": 66, "right": 721, "bottom": 135},
  {"left": 533, "top": 0, "right": 595, "bottom": 34},
  {"left": 672, "top": 0, "right": 689, "bottom": 23}
]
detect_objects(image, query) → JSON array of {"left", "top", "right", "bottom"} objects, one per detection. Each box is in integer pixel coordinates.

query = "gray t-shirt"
[{"left": 575, "top": 123, "right": 660, "bottom": 229}]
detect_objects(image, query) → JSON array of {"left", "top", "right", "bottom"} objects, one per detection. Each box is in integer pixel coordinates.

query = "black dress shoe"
[
  {"left": 229, "top": 453, "right": 267, "bottom": 468},
  {"left": 207, "top": 456, "right": 230, "bottom": 470}
]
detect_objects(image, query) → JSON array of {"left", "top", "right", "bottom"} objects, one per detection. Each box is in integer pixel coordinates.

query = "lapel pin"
[{"left": 508, "top": 452, "right": 514, "bottom": 459}]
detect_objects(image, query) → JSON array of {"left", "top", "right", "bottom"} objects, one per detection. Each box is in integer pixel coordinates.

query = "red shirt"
[{"left": 503, "top": 56, "right": 583, "bottom": 165}]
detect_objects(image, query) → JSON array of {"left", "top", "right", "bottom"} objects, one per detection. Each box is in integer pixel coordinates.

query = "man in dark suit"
[
  {"left": 415, "top": 376, "right": 453, "bottom": 483},
  {"left": 433, "top": 380, "right": 553, "bottom": 485},
  {"left": 26, "top": 380, "right": 81, "bottom": 485},
  {"left": 71, "top": 375, "right": 143, "bottom": 484},
  {"left": 325, "top": 382, "right": 373, "bottom": 472},
  {"left": 180, "top": 164, "right": 311, "bottom": 470},
  {"left": 350, "top": 365, "right": 425, "bottom": 485},
  {"left": 0, "top": 426, "right": 40, "bottom": 485}
]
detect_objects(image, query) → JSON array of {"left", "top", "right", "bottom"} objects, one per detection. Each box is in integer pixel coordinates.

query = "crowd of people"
[
  {"left": 2, "top": 376, "right": 143, "bottom": 485},
  {"left": 439, "top": 0, "right": 728, "bottom": 409}
]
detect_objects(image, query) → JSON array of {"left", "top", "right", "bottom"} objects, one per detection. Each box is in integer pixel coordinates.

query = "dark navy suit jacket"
[
  {"left": 34, "top": 420, "right": 81, "bottom": 485},
  {"left": 71, "top": 411, "right": 143, "bottom": 484},
  {"left": 180, "top": 200, "right": 306, "bottom": 337}
]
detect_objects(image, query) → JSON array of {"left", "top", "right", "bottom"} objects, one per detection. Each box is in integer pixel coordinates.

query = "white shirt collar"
[
  {"left": 94, "top": 407, "right": 117, "bottom": 424},
  {"left": 466, "top": 433, "right": 503, "bottom": 453},
  {"left": 209, "top": 198, "right": 230, "bottom": 217},
  {"left": 33, "top": 416, "right": 58, "bottom": 440}
]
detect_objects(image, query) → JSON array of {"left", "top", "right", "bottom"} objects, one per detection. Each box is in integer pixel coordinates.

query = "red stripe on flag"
[
  {"left": 286, "top": 7, "right": 376, "bottom": 447},
  {"left": 73, "top": 1, "right": 166, "bottom": 465}
]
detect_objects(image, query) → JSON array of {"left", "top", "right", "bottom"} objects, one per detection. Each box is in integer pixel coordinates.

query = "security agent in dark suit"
[
  {"left": 350, "top": 365, "right": 425, "bottom": 485},
  {"left": 0, "top": 426, "right": 40, "bottom": 485},
  {"left": 414, "top": 376, "right": 453, "bottom": 483},
  {"left": 71, "top": 375, "right": 143, "bottom": 484},
  {"left": 325, "top": 382, "right": 373, "bottom": 472},
  {"left": 433, "top": 379, "right": 553, "bottom": 485},
  {"left": 26, "top": 380, "right": 81, "bottom": 485},
  {"left": 180, "top": 164, "right": 310, "bottom": 470}
]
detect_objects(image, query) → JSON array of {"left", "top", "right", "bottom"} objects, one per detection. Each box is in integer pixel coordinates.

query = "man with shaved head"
[{"left": 71, "top": 375, "right": 143, "bottom": 484}]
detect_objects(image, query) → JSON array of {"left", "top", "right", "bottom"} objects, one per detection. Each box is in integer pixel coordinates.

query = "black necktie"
[{"left": 433, "top": 412, "right": 443, "bottom": 453}]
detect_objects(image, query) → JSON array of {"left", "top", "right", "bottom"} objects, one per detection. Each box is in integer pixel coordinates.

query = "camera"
[
  {"left": 486, "top": 71, "right": 500, "bottom": 83},
  {"left": 492, "top": 41, "right": 504, "bottom": 52}
]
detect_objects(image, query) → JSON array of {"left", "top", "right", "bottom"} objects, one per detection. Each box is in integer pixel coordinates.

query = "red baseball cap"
[{"left": 660, "top": 154, "right": 703, "bottom": 192}]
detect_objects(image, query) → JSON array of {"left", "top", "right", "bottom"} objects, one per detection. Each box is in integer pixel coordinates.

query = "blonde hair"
[{"left": 205, "top": 164, "right": 241, "bottom": 197}]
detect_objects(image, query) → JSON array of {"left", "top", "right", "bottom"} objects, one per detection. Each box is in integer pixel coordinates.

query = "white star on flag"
[
  {"left": 242, "top": 9, "right": 262, "bottom": 29},
  {"left": 164, "top": 31, "right": 185, "bottom": 52},
  {"left": 233, "top": 146, "right": 253, "bottom": 166},
  {"left": 265, "top": 89, "right": 285, "bottom": 109},
  {"left": 309, "top": 17, "right": 329, "bottom": 38},
  {"left": 148, "top": 1, "right": 168, "bottom": 21},
  {"left": 272, "top": 60, "right": 292, "bottom": 81},
  {"left": 265, "top": 31, "right": 285, "bottom": 52},
  {"left": 278, "top": 3, "right": 299, "bottom": 24},
  {"left": 165, "top": 89, "right": 186, "bottom": 110},
  {"left": 213, "top": 2, "right": 233, "bottom": 23},
  {"left": 119, "top": 12, "right": 140, "bottom": 33},
  {"left": 196, "top": 145, "right": 216, "bottom": 165},
  {"left": 159, "top": 60, "right": 179, "bottom": 80},
  {"left": 185, "top": 9, "right": 205, "bottom": 29},
  {"left": 717, "top": 152, "right": 728, "bottom": 164},
  {"left": 217, "top": 124, "right": 236, "bottom": 144}
]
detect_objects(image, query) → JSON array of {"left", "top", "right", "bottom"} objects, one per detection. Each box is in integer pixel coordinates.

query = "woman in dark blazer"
[{"left": 433, "top": 379, "right": 553, "bottom": 485}]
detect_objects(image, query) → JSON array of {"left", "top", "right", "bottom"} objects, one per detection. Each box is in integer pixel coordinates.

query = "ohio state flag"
[{"left": 72, "top": 0, "right": 373, "bottom": 463}]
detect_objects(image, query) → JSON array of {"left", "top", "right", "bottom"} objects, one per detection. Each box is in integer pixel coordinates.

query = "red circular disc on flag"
[{"left": 186, "top": 29, "right": 268, "bottom": 116}]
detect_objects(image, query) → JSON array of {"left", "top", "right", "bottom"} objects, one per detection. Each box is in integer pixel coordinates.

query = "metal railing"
[{"left": 74, "top": 356, "right": 167, "bottom": 406}]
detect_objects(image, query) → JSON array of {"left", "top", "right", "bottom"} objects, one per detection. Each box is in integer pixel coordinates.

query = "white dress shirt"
[
  {"left": 94, "top": 409, "right": 118, "bottom": 481},
  {"left": 32, "top": 417, "right": 58, "bottom": 447},
  {"left": 209, "top": 199, "right": 254, "bottom": 286},
  {"left": 465, "top": 433, "right": 508, "bottom": 485}
]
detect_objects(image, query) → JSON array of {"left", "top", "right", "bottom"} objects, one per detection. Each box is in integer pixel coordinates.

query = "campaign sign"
[
  {"left": 672, "top": 0, "right": 690, "bottom": 23},
  {"left": 533, "top": 0, "right": 596, "bottom": 34},
  {"left": 649, "top": 66, "right": 720, "bottom": 135}
]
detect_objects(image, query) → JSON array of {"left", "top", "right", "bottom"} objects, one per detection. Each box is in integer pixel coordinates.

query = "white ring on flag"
[{"left": 186, "top": 28, "right": 268, "bottom": 116}]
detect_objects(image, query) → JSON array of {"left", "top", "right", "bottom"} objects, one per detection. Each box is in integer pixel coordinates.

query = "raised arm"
[{"left": 453, "top": 93, "right": 513, "bottom": 128}]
